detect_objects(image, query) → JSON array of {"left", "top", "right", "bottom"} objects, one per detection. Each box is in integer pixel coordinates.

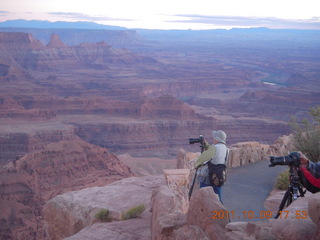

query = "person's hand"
[{"left": 298, "top": 151, "right": 309, "bottom": 166}]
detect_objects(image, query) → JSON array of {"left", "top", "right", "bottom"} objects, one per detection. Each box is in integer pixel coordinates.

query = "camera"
[
  {"left": 269, "top": 152, "right": 301, "bottom": 167},
  {"left": 189, "top": 135, "right": 204, "bottom": 145}
]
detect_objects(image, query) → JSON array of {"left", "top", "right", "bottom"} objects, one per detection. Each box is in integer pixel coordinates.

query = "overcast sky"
[{"left": 1, "top": 0, "right": 319, "bottom": 30}]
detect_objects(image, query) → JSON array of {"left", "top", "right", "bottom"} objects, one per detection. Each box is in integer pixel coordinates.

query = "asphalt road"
[{"left": 222, "top": 160, "right": 287, "bottom": 222}]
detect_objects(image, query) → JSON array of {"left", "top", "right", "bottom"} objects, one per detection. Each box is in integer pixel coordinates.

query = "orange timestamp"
[{"left": 212, "top": 210, "right": 308, "bottom": 220}]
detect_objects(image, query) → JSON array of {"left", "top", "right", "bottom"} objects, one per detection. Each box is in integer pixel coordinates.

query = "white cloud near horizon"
[
  {"left": 1, "top": 0, "right": 320, "bottom": 30},
  {"left": 169, "top": 14, "right": 320, "bottom": 29}
]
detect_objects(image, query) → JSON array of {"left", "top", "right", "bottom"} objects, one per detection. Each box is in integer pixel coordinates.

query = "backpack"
[
  {"left": 207, "top": 163, "right": 227, "bottom": 187},
  {"left": 207, "top": 149, "right": 228, "bottom": 187}
]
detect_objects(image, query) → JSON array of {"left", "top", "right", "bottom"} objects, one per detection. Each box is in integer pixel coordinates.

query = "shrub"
[
  {"left": 289, "top": 106, "right": 320, "bottom": 162},
  {"left": 94, "top": 209, "right": 110, "bottom": 222},
  {"left": 121, "top": 204, "right": 146, "bottom": 220},
  {"left": 275, "top": 168, "right": 290, "bottom": 190}
]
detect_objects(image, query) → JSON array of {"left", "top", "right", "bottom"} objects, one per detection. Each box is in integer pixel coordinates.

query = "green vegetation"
[
  {"left": 94, "top": 209, "right": 111, "bottom": 222},
  {"left": 275, "top": 106, "right": 320, "bottom": 189},
  {"left": 275, "top": 168, "right": 290, "bottom": 190},
  {"left": 121, "top": 204, "right": 146, "bottom": 220},
  {"left": 289, "top": 106, "right": 320, "bottom": 162}
]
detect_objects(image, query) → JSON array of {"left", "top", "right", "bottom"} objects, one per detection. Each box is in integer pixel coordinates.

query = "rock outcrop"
[
  {"left": 0, "top": 139, "right": 133, "bottom": 240},
  {"left": 227, "top": 142, "right": 269, "bottom": 167},
  {"left": 47, "top": 34, "right": 67, "bottom": 48},
  {"left": 308, "top": 192, "right": 320, "bottom": 240},
  {"left": 44, "top": 175, "right": 165, "bottom": 239}
]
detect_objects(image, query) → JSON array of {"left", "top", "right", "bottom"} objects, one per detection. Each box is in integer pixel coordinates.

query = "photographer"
[
  {"left": 270, "top": 151, "right": 320, "bottom": 193},
  {"left": 299, "top": 152, "right": 320, "bottom": 189},
  {"left": 194, "top": 130, "right": 228, "bottom": 203}
]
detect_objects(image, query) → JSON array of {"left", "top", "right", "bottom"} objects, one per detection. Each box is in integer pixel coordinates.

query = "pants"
[{"left": 200, "top": 182, "right": 223, "bottom": 204}]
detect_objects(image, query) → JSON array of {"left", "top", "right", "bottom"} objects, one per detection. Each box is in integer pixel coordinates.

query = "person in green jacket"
[{"left": 194, "top": 130, "right": 228, "bottom": 203}]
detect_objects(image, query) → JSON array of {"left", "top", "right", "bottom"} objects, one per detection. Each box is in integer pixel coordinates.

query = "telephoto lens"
[{"left": 269, "top": 152, "right": 300, "bottom": 167}]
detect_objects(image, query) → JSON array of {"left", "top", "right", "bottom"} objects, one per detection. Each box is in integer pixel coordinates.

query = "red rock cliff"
[{"left": 0, "top": 139, "right": 133, "bottom": 239}]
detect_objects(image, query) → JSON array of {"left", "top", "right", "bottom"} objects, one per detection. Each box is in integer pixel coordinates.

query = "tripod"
[
  {"left": 188, "top": 140, "right": 205, "bottom": 200},
  {"left": 274, "top": 164, "right": 306, "bottom": 219}
]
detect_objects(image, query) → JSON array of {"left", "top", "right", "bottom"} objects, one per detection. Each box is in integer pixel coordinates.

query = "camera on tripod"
[
  {"left": 268, "top": 151, "right": 305, "bottom": 218},
  {"left": 269, "top": 152, "right": 301, "bottom": 167},
  {"left": 189, "top": 135, "right": 204, "bottom": 145}
]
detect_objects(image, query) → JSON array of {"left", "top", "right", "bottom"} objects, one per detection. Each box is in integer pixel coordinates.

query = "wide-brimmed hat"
[{"left": 212, "top": 130, "right": 226, "bottom": 144}]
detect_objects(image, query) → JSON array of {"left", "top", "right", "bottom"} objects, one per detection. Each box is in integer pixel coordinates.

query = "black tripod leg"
[
  {"left": 188, "top": 169, "right": 198, "bottom": 200},
  {"left": 298, "top": 186, "right": 306, "bottom": 197},
  {"left": 274, "top": 189, "right": 292, "bottom": 219}
]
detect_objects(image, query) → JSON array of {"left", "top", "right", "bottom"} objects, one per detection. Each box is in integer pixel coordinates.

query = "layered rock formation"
[
  {"left": 0, "top": 139, "right": 133, "bottom": 239},
  {"left": 0, "top": 32, "right": 155, "bottom": 73},
  {"left": 0, "top": 122, "right": 77, "bottom": 165},
  {"left": 0, "top": 27, "right": 143, "bottom": 47}
]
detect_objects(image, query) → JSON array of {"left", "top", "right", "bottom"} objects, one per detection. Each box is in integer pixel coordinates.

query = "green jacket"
[{"left": 194, "top": 142, "right": 216, "bottom": 168}]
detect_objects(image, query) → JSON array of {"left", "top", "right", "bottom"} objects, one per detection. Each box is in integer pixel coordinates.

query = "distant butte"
[{"left": 47, "top": 34, "right": 67, "bottom": 48}]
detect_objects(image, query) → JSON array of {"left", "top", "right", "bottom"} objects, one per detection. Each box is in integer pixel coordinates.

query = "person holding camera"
[
  {"left": 194, "top": 130, "right": 229, "bottom": 203},
  {"left": 299, "top": 152, "right": 320, "bottom": 189},
  {"left": 270, "top": 151, "right": 320, "bottom": 193}
]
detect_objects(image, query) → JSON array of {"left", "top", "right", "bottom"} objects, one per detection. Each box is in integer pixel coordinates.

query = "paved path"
[{"left": 222, "top": 160, "right": 287, "bottom": 222}]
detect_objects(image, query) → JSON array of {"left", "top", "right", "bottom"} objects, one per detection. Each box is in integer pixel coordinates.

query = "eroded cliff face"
[
  {"left": 0, "top": 32, "right": 155, "bottom": 73},
  {"left": 73, "top": 116, "right": 289, "bottom": 158},
  {"left": 0, "top": 122, "right": 77, "bottom": 165},
  {"left": 0, "top": 139, "right": 133, "bottom": 240}
]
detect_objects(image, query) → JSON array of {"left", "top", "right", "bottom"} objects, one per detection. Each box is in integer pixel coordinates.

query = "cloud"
[
  {"left": 0, "top": 11, "right": 10, "bottom": 16},
  {"left": 48, "top": 12, "right": 131, "bottom": 22},
  {"left": 168, "top": 14, "right": 320, "bottom": 29}
]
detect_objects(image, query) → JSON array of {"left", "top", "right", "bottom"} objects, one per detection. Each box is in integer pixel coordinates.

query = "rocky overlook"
[
  {"left": 41, "top": 137, "right": 320, "bottom": 240},
  {"left": 0, "top": 28, "right": 319, "bottom": 239}
]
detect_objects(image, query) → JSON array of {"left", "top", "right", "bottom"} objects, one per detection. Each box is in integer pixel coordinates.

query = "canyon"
[
  {"left": 1, "top": 29, "right": 319, "bottom": 162},
  {"left": 0, "top": 26, "right": 319, "bottom": 239}
]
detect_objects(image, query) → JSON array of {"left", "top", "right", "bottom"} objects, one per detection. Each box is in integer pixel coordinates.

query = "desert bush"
[
  {"left": 94, "top": 208, "right": 111, "bottom": 222},
  {"left": 289, "top": 106, "right": 320, "bottom": 162},
  {"left": 121, "top": 204, "right": 146, "bottom": 220},
  {"left": 275, "top": 168, "right": 290, "bottom": 190}
]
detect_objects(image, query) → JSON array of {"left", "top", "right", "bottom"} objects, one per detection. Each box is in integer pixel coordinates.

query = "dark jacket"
[{"left": 300, "top": 161, "right": 320, "bottom": 193}]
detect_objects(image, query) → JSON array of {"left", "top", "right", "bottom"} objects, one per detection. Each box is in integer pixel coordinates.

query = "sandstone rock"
[
  {"left": 47, "top": 34, "right": 67, "bottom": 48},
  {"left": 225, "top": 221, "right": 277, "bottom": 240},
  {"left": 151, "top": 185, "right": 189, "bottom": 240},
  {"left": 44, "top": 175, "right": 165, "bottom": 239},
  {"left": 228, "top": 142, "right": 269, "bottom": 168},
  {"left": 1, "top": 139, "right": 133, "bottom": 239},
  {"left": 264, "top": 189, "right": 313, "bottom": 216},
  {"left": 15, "top": 139, "right": 133, "bottom": 201},
  {"left": 0, "top": 167, "right": 46, "bottom": 240},
  {"left": 176, "top": 149, "right": 188, "bottom": 169},
  {"left": 64, "top": 215, "right": 152, "bottom": 240},
  {"left": 176, "top": 149, "right": 199, "bottom": 170},
  {"left": 172, "top": 225, "right": 210, "bottom": 240},
  {"left": 187, "top": 187, "right": 229, "bottom": 240},
  {"left": 163, "top": 169, "right": 190, "bottom": 188},
  {"left": 308, "top": 192, "right": 320, "bottom": 239},
  {"left": 267, "top": 134, "right": 295, "bottom": 156},
  {"left": 226, "top": 192, "right": 319, "bottom": 240},
  {"left": 270, "top": 195, "right": 317, "bottom": 240},
  {"left": 264, "top": 189, "right": 287, "bottom": 215}
]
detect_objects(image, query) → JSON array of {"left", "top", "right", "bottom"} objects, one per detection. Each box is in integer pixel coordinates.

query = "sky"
[{"left": 1, "top": 0, "right": 320, "bottom": 30}]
